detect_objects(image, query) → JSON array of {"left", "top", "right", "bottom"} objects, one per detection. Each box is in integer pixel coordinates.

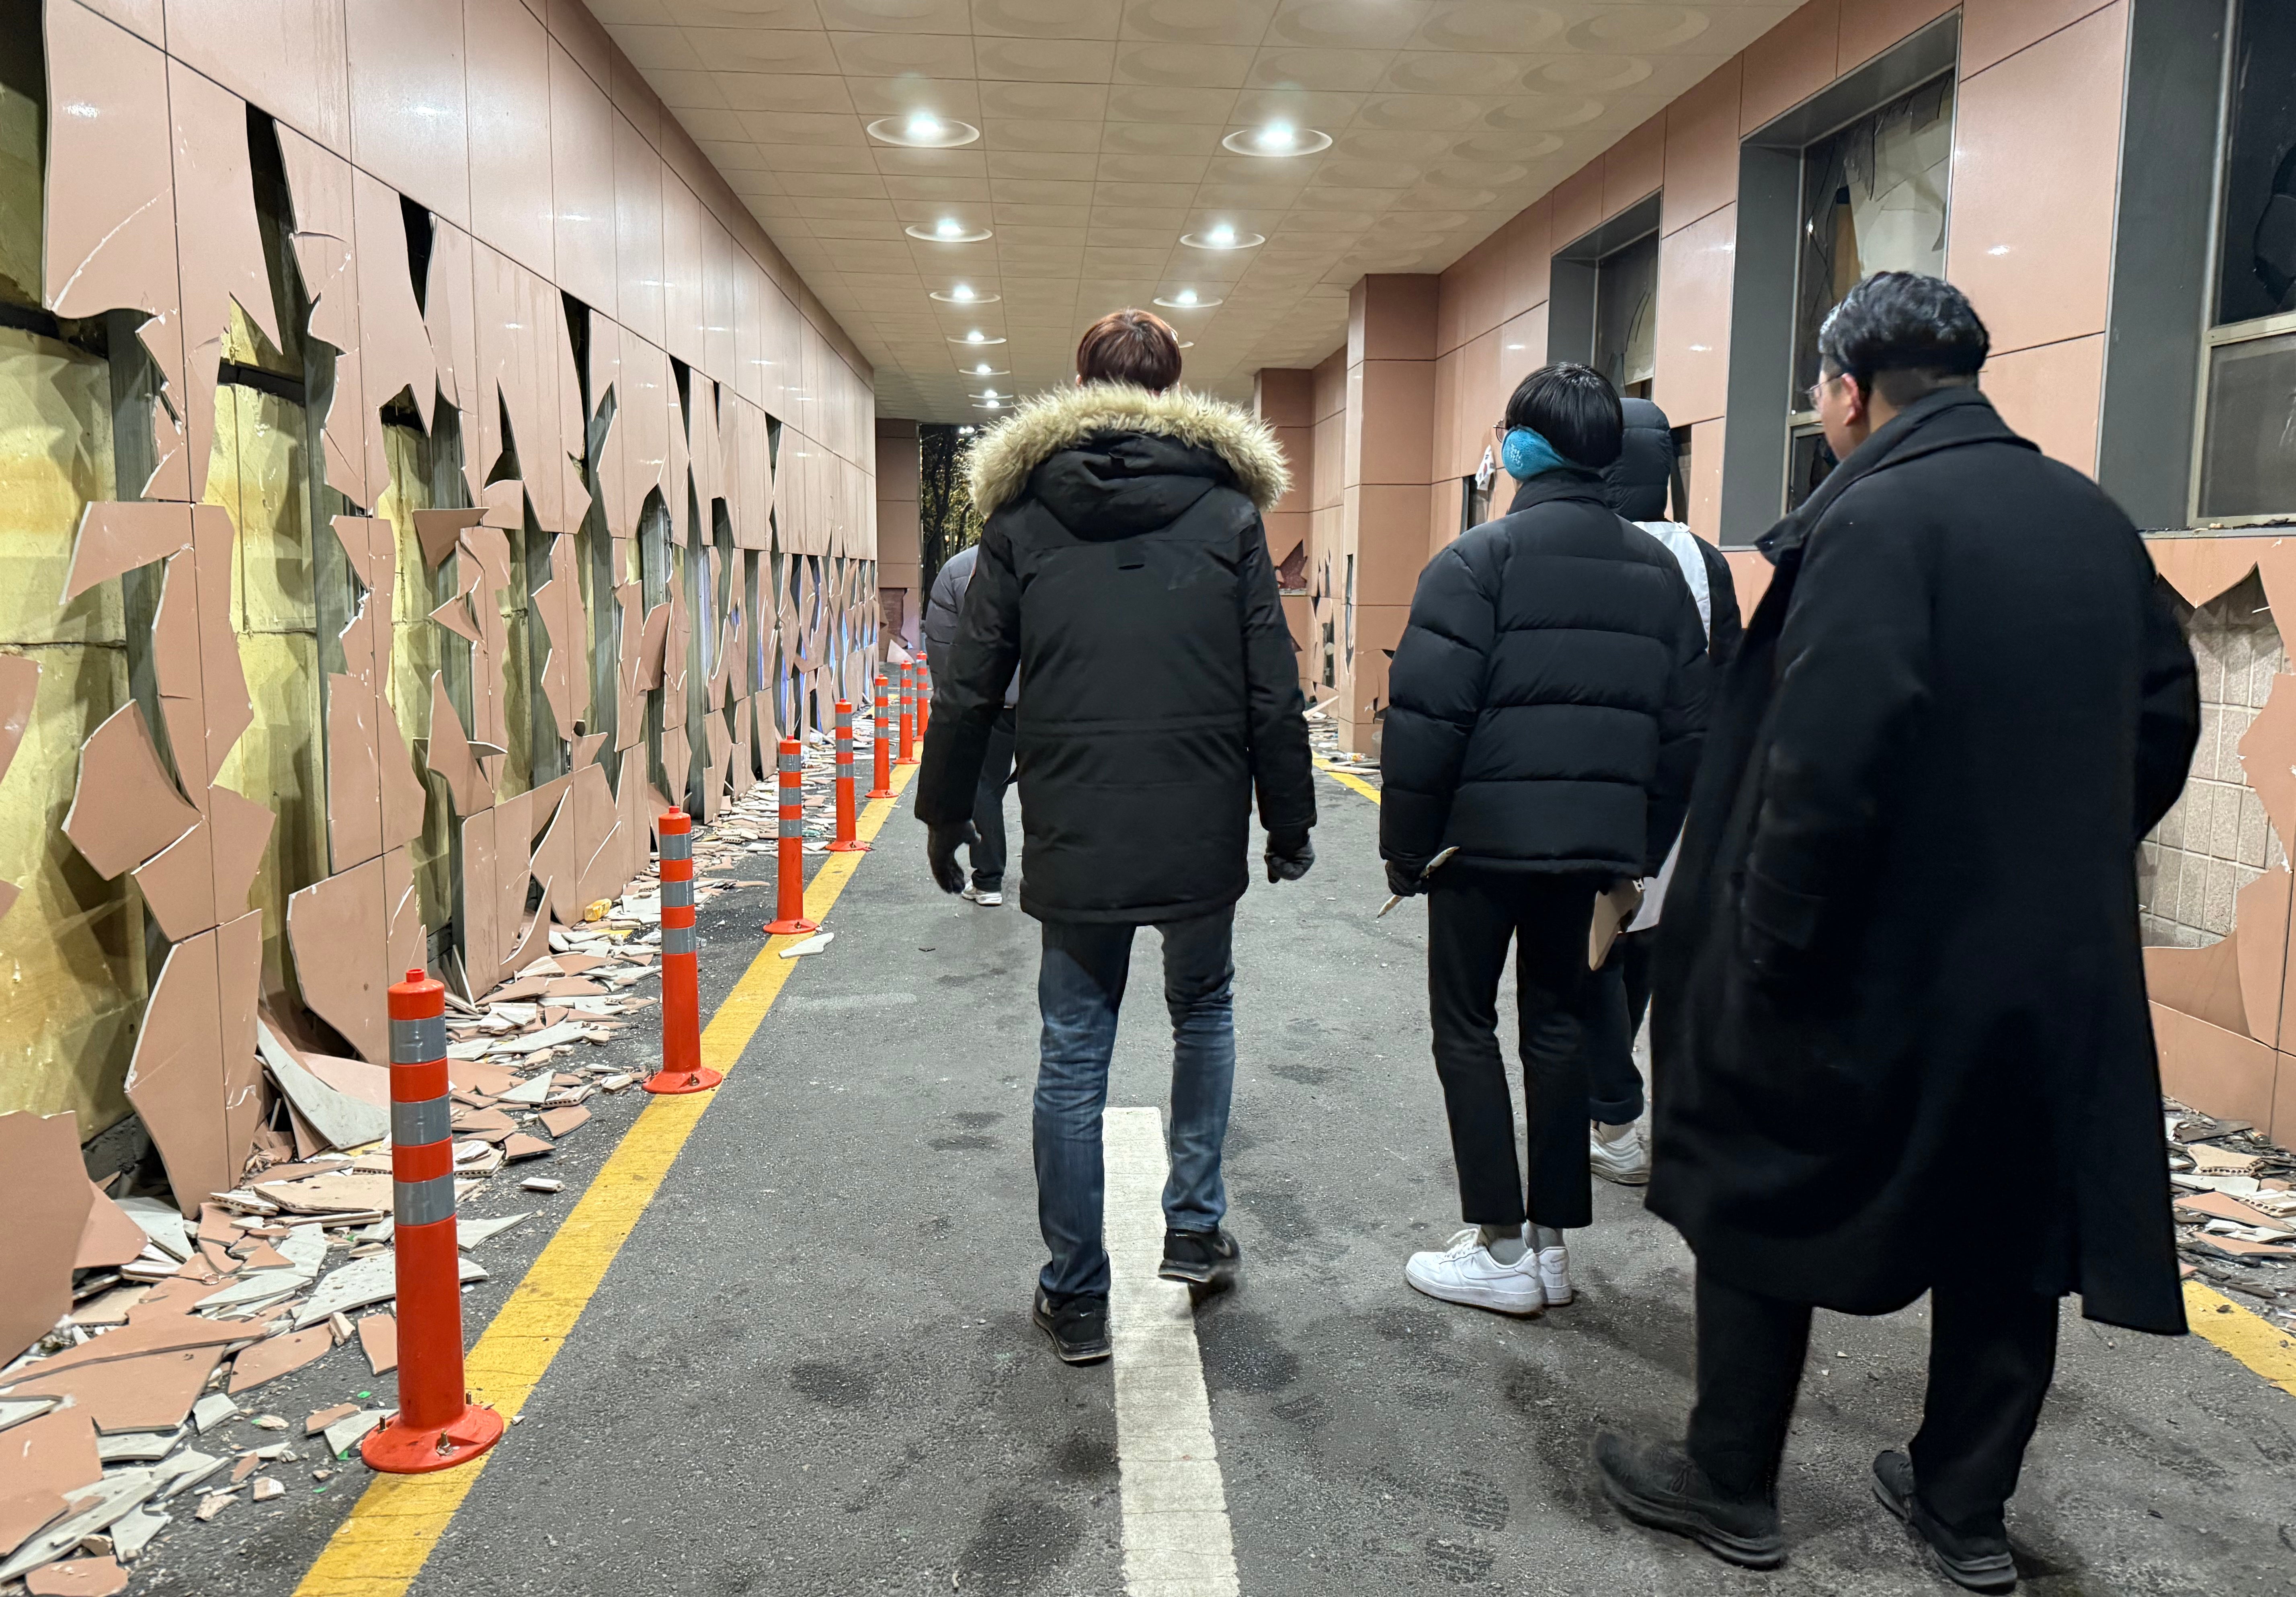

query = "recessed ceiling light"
[
  {"left": 869, "top": 113, "right": 980, "bottom": 149},
  {"left": 1152, "top": 290, "right": 1222, "bottom": 310},
  {"left": 1222, "top": 123, "right": 1332, "bottom": 157},
  {"left": 1181, "top": 223, "right": 1264, "bottom": 250},
  {"left": 904, "top": 218, "right": 992, "bottom": 242},
  {"left": 929, "top": 284, "right": 1001, "bottom": 304},
  {"left": 968, "top": 363, "right": 1009, "bottom": 376},
  {"left": 974, "top": 398, "right": 1004, "bottom": 411},
  {"left": 947, "top": 331, "right": 1008, "bottom": 345}
]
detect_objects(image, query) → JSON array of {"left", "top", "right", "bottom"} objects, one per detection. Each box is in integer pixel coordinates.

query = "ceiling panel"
[{"left": 605, "top": 0, "right": 1795, "bottom": 417}]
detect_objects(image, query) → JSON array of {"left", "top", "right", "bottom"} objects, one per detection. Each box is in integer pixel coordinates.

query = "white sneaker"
[
  {"left": 1404, "top": 1228, "right": 1545, "bottom": 1316},
  {"left": 1589, "top": 1124, "right": 1650, "bottom": 1186},
  {"left": 961, "top": 885, "right": 1004, "bottom": 907},
  {"left": 1536, "top": 1243, "right": 1573, "bottom": 1306}
]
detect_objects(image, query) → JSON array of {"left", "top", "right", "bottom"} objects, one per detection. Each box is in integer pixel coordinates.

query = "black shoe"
[
  {"left": 1594, "top": 1432, "right": 1786, "bottom": 1570},
  {"left": 1873, "top": 1451, "right": 2017, "bottom": 1593},
  {"left": 1031, "top": 1287, "right": 1111, "bottom": 1365},
  {"left": 1158, "top": 1228, "right": 1242, "bottom": 1291}
]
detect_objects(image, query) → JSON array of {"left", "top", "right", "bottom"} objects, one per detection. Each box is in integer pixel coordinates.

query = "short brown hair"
[{"left": 1076, "top": 309, "right": 1182, "bottom": 392}]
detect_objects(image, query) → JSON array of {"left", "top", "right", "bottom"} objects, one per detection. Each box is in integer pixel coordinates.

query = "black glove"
[
  {"left": 1265, "top": 827, "right": 1314, "bottom": 884},
  {"left": 1385, "top": 858, "right": 1429, "bottom": 898},
  {"left": 927, "top": 822, "right": 978, "bottom": 894}
]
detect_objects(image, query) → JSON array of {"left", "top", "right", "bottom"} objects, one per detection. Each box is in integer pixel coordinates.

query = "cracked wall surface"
[{"left": 0, "top": 0, "right": 881, "bottom": 1182}]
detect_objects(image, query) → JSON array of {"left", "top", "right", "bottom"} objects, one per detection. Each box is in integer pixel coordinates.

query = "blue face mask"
[{"left": 1500, "top": 426, "right": 1571, "bottom": 481}]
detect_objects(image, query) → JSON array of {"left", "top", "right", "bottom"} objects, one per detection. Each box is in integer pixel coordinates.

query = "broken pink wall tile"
[
  {"left": 207, "top": 784, "right": 275, "bottom": 923},
  {"left": 123, "top": 928, "right": 227, "bottom": 1219},
  {"left": 287, "top": 854, "right": 387, "bottom": 1062},
  {"left": 457, "top": 807, "right": 500, "bottom": 991},
  {"left": 344, "top": 0, "right": 469, "bottom": 230},
  {"left": 422, "top": 671, "right": 490, "bottom": 819},
  {"left": 168, "top": 61, "right": 283, "bottom": 504},
  {"left": 0, "top": 1112, "right": 95, "bottom": 1360},
  {"left": 275, "top": 128, "right": 370, "bottom": 508},
  {"left": 218, "top": 908, "right": 266, "bottom": 1173},
  {"left": 150, "top": 550, "right": 211, "bottom": 796},
  {"left": 130, "top": 820, "right": 217, "bottom": 942},
  {"left": 60, "top": 502, "right": 193, "bottom": 604},
  {"left": 75, "top": 0, "right": 160, "bottom": 42},
  {"left": 461, "top": 527, "right": 515, "bottom": 759},
  {"left": 167, "top": 0, "right": 351, "bottom": 156},
  {"left": 618, "top": 336, "right": 669, "bottom": 536},
  {"left": 465, "top": 0, "right": 557, "bottom": 279},
  {"left": 411, "top": 507, "right": 484, "bottom": 572},
  {"left": 76, "top": 1179, "right": 147, "bottom": 1272},
  {"left": 352, "top": 168, "right": 438, "bottom": 491},
  {"left": 704, "top": 214, "right": 736, "bottom": 386},
  {"left": 385, "top": 845, "right": 422, "bottom": 980},
  {"left": 421, "top": 219, "right": 480, "bottom": 497},
  {"left": 532, "top": 534, "right": 585, "bottom": 742},
  {"left": 325, "top": 668, "right": 383, "bottom": 873},
  {"left": 530, "top": 787, "right": 579, "bottom": 925},
  {"left": 64, "top": 703, "right": 200, "bottom": 880},
  {"left": 42, "top": 0, "right": 188, "bottom": 500}
]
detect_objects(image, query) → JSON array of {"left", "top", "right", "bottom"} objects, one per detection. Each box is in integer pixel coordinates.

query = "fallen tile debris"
[
  {"left": 0, "top": 772, "right": 835, "bottom": 1589},
  {"left": 2168, "top": 1101, "right": 2296, "bottom": 1322}
]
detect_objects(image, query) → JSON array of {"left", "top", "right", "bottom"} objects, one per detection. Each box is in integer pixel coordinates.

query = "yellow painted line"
[
  {"left": 2185, "top": 1279, "right": 2296, "bottom": 1399},
  {"left": 293, "top": 762, "right": 918, "bottom": 1597},
  {"left": 1314, "top": 755, "right": 1380, "bottom": 805}
]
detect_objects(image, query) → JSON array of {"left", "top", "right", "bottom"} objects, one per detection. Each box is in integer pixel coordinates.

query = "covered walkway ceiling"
[{"left": 593, "top": 0, "right": 1795, "bottom": 421}]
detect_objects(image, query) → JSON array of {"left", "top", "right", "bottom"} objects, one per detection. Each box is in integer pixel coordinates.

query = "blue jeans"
[{"left": 1035, "top": 906, "right": 1237, "bottom": 1299}]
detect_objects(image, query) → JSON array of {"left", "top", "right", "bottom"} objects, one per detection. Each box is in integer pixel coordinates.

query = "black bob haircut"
[
  {"left": 1817, "top": 271, "right": 1991, "bottom": 408},
  {"left": 1503, "top": 362, "right": 1624, "bottom": 470}
]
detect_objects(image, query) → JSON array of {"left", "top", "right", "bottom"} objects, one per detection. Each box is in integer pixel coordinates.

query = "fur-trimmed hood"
[{"left": 966, "top": 383, "right": 1292, "bottom": 518}]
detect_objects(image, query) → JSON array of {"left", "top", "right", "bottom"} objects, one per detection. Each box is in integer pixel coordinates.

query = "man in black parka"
[
  {"left": 1595, "top": 274, "right": 2200, "bottom": 1593},
  {"left": 1382, "top": 362, "right": 1708, "bottom": 1317},
  {"left": 916, "top": 309, "right": 1316, "bottom": 1366}
]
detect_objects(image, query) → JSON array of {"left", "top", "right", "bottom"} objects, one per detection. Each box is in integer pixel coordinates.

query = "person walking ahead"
[
  {"left": 1381, "top": 362, "right": 1708, "bottom": 1317},
  {"left": 916, "top": 308, "right": 1316, "bottom": 1365},
  {"left": 1595, "top": 273, "right": 2200, "bottom": 1592},
  {"left": 922, "top": 544, "right": 1018, "bottom": 906}
]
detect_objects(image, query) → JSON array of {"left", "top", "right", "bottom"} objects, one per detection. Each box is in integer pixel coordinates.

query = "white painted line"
[{"left": 1105, "top": 1106, "right": 1242, "bottom": 1597}]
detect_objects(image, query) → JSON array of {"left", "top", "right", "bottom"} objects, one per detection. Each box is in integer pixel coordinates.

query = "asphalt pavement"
[{"left": 148, "top": 772, "right": 2296, "bottom": 1597}]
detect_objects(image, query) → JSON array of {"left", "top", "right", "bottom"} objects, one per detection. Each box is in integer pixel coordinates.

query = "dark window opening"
[
  {"left": 1594, "top": 231, "right": 1659, "bottom": 398},
  {"left": 1460, "top": 474, "right": 1492, "bottom": 534},
  {"left": 2197, "top": 0, "right": 2296, "bottom": 522},
  {"left": 1789, "top": 76, "right": 1954, "bottom": 411}
]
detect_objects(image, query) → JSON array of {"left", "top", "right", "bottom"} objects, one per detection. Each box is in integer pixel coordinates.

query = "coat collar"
[
  {"left": 1504, "top": 466, "right": 1611, "bottom": 516},
  {"left": 1757, "top": 388, "right": 2029, "bottom": 565},
  {"left": 965, "top": 382, "right": 1292, "bottom": 517}
]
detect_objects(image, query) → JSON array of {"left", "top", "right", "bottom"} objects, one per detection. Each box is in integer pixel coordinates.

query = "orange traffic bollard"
[
  {"left": 764, "top": 737, "right": 820, "bottom": 936},
  {"left": 362, "top": 970, "right": 505, "bottom": 1475},
  {"left": 867, "top": 667, "right": 895, "bottom": 800},
  {"left": 896, "top": 661, "right": 919, "bottom": 768},
  {"left": 830, "top": 700, "right": 869, "bottom": 852},
  {"left": 918, "top": 665, "right": 931, "bottom": 741},
  {"left": 644, "top": 809, "right": 720, "bottom": 1094}
]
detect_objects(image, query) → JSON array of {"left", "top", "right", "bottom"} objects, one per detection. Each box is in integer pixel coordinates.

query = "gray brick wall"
[{"left": 2140, "top": 573, "right": 2285, "bottom": 948}]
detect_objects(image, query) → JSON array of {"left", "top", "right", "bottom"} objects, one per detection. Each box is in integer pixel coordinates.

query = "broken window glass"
[
  {"left": 2198, "top": 329, "right": 2296, "bottom": 520},
  {"left": 1594, "top": 231, "right": 1658, "bottom": 398},
  {"left": 1789, "top": 75, "right": 1955, "bottom": 411},
  {"left": 2214, "top": 0, "right": 2296, "bottom": 327}
]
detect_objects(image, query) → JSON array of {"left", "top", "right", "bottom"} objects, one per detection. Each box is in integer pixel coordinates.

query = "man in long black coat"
[
  {"left": 917, "top": 309, "right": 1316, "bottom": 1367},
  {"left": 1595, "top": 274, "right": 2200, "bottom": 1593}
]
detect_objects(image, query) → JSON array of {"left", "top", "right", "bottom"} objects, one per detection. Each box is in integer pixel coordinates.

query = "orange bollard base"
[
  {"left": 865, "top": 783, "right": 894, "bottom": 799},
  {"left": 828, "top": 839, "right": 871, "bottom": 853},
  {"left": 359, "top": 1399, "right": 504, "bottom": 1475},
  {"left": 643, "top": 1063, "right": 723, "bottom": 1095},
  {"left": 765, "top": 914, "right": 820, "bottom": 935}
]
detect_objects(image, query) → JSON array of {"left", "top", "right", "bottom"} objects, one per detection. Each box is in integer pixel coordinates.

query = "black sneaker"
[
  {"left": 1872, "top": 1451, "right": 2017, "bottom": 1593},
  {"left": 1031, "top": 1287, "right": 1111, "bottom": 1365},
  {"left": 1158, "top": 1228, "right": 1242, "bottom": 1291},
  {"left": 1593, "top": 1431, "right": 1787, "bottom": 1570}
]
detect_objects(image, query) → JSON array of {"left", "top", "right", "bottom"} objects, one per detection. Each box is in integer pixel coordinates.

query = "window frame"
[{"left": 2186, "top": 0, "right": 2296, "bottom": 528}]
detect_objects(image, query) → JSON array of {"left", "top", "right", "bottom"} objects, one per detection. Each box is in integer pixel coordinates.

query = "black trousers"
[
  {"left": 969, "top": 707, "right": 1017, "bottom": 890},
  {"left": 1585, "top": 927, "right": 1655, "bottom": 1125},
  {"left": 1427, "top": 872, "right": 1601, "bottom": 1230},
  {"left": 1686, "top": 1266, "right": 2061, "bottom": 1538}
]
